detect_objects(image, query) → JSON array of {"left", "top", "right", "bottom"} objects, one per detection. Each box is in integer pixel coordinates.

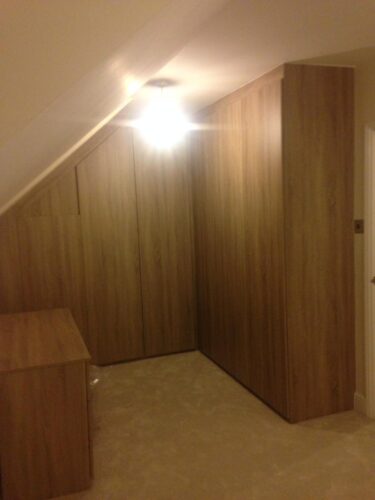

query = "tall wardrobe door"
[
  {"left": 133, "top": 133, "right": 196, "bottom": 357},
  {"left": 193, "top": 101, "right": 250, "bottom": 383},
  {"left": 77, "top": 128, "right": 144, "bottom": 365},
  {"left": 243, "top": 78, "right": 288, "bottom": 415}
]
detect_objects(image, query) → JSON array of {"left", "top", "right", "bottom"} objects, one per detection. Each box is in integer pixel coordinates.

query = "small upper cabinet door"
[
  {"left": 133, "top": 133, "right": 196, "bottom": 356},
  {"left": 77, "top": 128, "right": 144, "bottom": 364}
]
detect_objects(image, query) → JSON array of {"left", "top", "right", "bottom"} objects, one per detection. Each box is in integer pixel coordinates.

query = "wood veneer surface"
[
  {"left": 133, "top": 134, "right": 196, "bottom": 356},
  {"left": 0, "top": 308, "right": 89, "bottom": 373},
  {"left": 0, "top": 362, "right": 91, "bottom": 499},
  {"left": 193, "top": 63, "right": 354, "bottom": 421},
  {"left": 193, "top": 99, "right": 250, "bottom": 384},
  {"left": 15, "top": 169, "right": 79, "bottom": 217},
  {"left": 0, "top": 122, "right": 196, "bottom": 366},
  {"left": 77, "top": 128, "right": 144, "bottom": 364},
  {"left": 243, "top": 77, "right": 288, "bottom": 415},
  {"left": 283, "top": 64, "right": 355, "bottom": 421},
  {"left": 0, "top": 64, "right": 354, "bottom": 422},
  {"left": 0, "top": 215, "right": 24, "bottom": 313},
  {"left": 193, "top": 75, "right": 287, "bottom": 415},
  {"left": 0, "top": 169, "right": 88, "bottom": 344},
  {"left": 16, "top": 214, "right": 88, "bottom": 342}
]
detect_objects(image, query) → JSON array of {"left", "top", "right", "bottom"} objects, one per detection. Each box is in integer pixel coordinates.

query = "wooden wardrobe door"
[
  {"left": 192, "top": 100, "right": 250, "bottom": 383},
  {"left": 193, "top": 69, "right": 288, "bottom": 417},
  {"left": 243, "top": 77, "right": 288, "bottom": 415},
  {"left": 133, "top": 133, "right": 196, "bottom": 357},
  {"left": 77, "top": 128, "right": 144, "bottom": 365}
]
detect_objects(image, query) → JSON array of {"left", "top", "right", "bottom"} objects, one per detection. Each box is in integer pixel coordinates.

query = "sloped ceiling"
[
  {"left": 1, "top": 0, "right": 168, "bottom": 144},
  {"left": 0, "top": 0, "right": 229, "bottom": 214},
  {"left": 2, "top": 0, "right": 375, "bottom": 214},
  {"left": 144, "top": 0, "right": 375, "bottom": 115}
]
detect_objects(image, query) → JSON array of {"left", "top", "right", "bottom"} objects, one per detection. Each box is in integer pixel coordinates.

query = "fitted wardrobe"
[
  {"left": 0, "top": 127, "right": 196, "bottom": 366},
  {"left": 0, "top": 63, "right": 354, "bottom": 422},
  {"left": 192, "top": 64, "right": 354, "bottom": 422}
]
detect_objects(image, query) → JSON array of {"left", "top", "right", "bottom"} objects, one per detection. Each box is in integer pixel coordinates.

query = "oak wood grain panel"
[
  {"left": 283, "top": 64, "right": 355, "bottom": 421},
  {"left": 0, "top": 309, "right": 89, "bottom": 373},
  {"left": 16, "top": 215, "right": 89, "bottom": 348},
  {"left": 243, "top": 78, "right": 288, "bottom": 415},
  {"left": 133, "top": 134, "right": 196, "bottom": 356},
  {"left": 0, "top": 215, "right": 24, "bottom": 313},
  {"left": 0, "top": 362, "right": 90, "bottom": 499},
  {"left": 191, "top": 120, "right": 216, "bottom": 357},
  {"left": 193, "top": 77, "right": 287, "bottom": 415},
  {"left": 77, "top": 128, "right": 144, "bottom": 364},
  {"left": 192, "top": 100, "right": 250, "bottom": 383},
  {"left": 15, "top": 168, "right": 79, "bottom": 217}
]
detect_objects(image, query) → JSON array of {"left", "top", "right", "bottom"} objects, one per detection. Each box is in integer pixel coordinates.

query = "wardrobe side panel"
[
  {"left": 191, "top": 116, "right": 218, "bottom": 358},
  {"left": 283, "top": 64, "right": 355, "bottom": 421}
]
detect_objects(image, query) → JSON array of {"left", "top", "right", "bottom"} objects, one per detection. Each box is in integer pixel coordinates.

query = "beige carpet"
[{"left": 64, "top": 351, "right": 375, "bottom": 500}]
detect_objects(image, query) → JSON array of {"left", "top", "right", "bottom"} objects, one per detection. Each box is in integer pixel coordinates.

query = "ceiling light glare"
[{"left": 136, "top": 99, "right": 190, "bottom": 149}]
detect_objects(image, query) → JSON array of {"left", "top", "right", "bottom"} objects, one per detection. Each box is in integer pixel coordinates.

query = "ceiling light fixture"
[{"left": 135, "top": 80, "right": 190, "bottom": 149}]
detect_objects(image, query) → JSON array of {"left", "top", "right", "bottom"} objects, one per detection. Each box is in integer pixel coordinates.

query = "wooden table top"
[{"left": 0, "top": 309, "right": 90, "bottom": 373}]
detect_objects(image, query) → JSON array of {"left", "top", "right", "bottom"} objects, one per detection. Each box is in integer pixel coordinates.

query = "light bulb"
[{"left": 135, "top": 98, "right": 190, "bottom": 149}]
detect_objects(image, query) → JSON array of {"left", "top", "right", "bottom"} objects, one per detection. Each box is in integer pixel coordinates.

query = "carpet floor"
[{"left": 63, "top": 351, "right": 375, "bottom": 500}]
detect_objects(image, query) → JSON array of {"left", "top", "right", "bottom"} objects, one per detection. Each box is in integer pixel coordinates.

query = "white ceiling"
[
  {"left": 2, "top": 0, "right": 375, "bottom": 214},
  {"left": 0, "top": 0, "right": 171, "bottom": 145},
  {"left": 0, "top": 0, "right": 228, "bottom": 214},
  {"left": 132, "top": 0, "right": 375, "bottom": 115}
]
